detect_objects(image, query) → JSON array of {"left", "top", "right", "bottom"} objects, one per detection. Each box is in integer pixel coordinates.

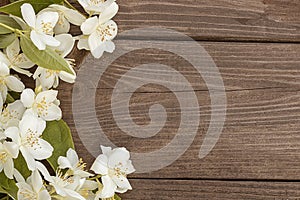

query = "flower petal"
[
  {"left": 99, "top": 175, "right": 117, "bottom": 198},
  {"left": 41, "top": 103, "right": 62, "bottom": 121},
  {"left": 55, "top": 34, "right": 75, "bottom": 57},
  {"left": 31, "top": 30, "right": 46, "bottom": 50},
  {"left": 36, "top": 12, "right": 59, "bottom": 33},
  {"left": 31, "top": 170, "right": 43, "bottom": 192},
  {"left": 21, "top": 3, "right": 36, "bottom": 28},
  {"left": 99, "top": 2, "right": 119, "bottom": 23},
  {"left": 81, "top": 17, "right": 98, "bottom": 35},
  {"left": 20, "top": 147, "right": 36, "bottom": 170},
  {"left": 91, "top": 154, "right": 109, "bottom": 175},
  {"left": 20, "top": 88, "right": 35, "bottom": 108},
  {"left": 39, "top": 33, "right": 60, "bottom": 47},
  {"left": 5, "top": 76, "right": 25, "bottom": 92},
  {"left": 28, "top": 138, "right": 53, "bottom": 160},
  {"left": 6, "top": 39, "right": 20, "bottom": 60}
]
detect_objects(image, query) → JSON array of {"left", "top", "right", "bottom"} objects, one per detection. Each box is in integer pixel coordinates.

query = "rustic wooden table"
[{"left": 3, "top": 0, "right": 300, "bottom": 199}]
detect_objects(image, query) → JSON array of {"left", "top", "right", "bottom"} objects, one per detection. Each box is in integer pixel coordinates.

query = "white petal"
[
  {"left": 0, "top": 52, "right": 10, "bottom": 66},
  {"left": 100, "top": 175, "right": 117, "bottom": 198},
  {"left": 5, "top": 76, "right": 25, "bottom": 92},
  {"left": 28, "top": 138, "right": 53, "bottom": 160},
  {"left": 59, "top": 70, "right": 76, "bottom": 84},
  {"left": 99, "top": 2, "right": 119, "bottom": 23},
  {"left": 19, "top": 110, "right": 40, "bottom": 137},
  {"left": 42, "top": 103, "right": 62, "bottom": 121},
  {"left": 14, "top": 168, "right": 25, "bottom": 183},
  {"left": 36, "top": 12, "right": 59, "bottom": 33},
  {"left": 20, "top": 147, "right": 36, "bottom": 170},
  {"left": 14, "top": 54, "right": 35, "bottom": 69},
  {"left": 102, "top": 20, "right": 118, "bottom": 41},
  {"left": 3, "top": 157, "right": 14, "bottom": 179},
  {"left": 108, "top": 147, "right": 130, "bottom": 169},
  {"left": 36, "top": 90, "right": 58, "bottom": 103},
  {"left": 60, "top": 7, "right": 86, "bottom": 26},
  {"left": 35, "top": 161, "right": 52, "bottom": 182},
  {"left": 91, "top": 154, "right": 109, "bottom": 175},
  {"left": 55, "top": 34, "right": 75, "bottom": 57},
  {"left": 100, "top": 145, "right": 112, "bottom": 156},
  {"left": 6, "top": 38, "right": 20, "bottom": 60},
  {"left": 39, "top": 34, "right": 60, "bottom": 47},
  {"left": 31, "top": 31, "right": 46, "bottom": 50},
  {"left": 21, "top": 88, "right": 35, "bottom": 108},
  {"left": 77, "top": 35, "right": 90, "bottom": 50},
  {"left": 4, "top": 141, "right": 19, "bottom": 158},
  {"left": 64, "top": 188, "right": 85, "bottom": 200},
  {"left": 81, "top": 17, "right": 98, "bottom": 35},
  {"left": 77, "top": 0, "right": 89, "bottom": 9},
  {"left": 4, "top": 127, "right": 20, "bottom": 145},
  {"left": 31, "top": 170, "right": 43, "bottom": 192},
  {"left": 58, "top": 156, "right": 72, "bottom": 169},
  {"left": 112, "top": 174, "right": 132, "bottom": 190},
  {"left": 54, "top": 17, "right": 70, "bottom": 34},
  {"left": 0, "top": 62, "right": 9, "bottom": 76},
  {"left": 103, "top": 40, "right": 115, "bottom": 53},
  {"left": 38, "top": 189, "right": 51, "bottom": 200},
  {"left": 21, "top": 3, "right": 36, "bottom": 28},
  {"left": 66, "top": 148, "right": 79, "bottom": 166}
]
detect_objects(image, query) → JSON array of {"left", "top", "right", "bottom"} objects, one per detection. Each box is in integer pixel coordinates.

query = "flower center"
[
  {"left": 0, "top": 151, "right": 8, "bottom": 163},
  {"left": 96, "top": 24, "right": 115, "bottom": 42},
  {"left": 90, "top": 0, "right": 105, "bottom": 5},
  {"left": 109, "top": 166, "right": 126, "bottom": 178},
  {"left": 33, "top": 96, "right": 50, "bottom": 117},
  {"left": 23, "top": 129, "right": 40, "bottom": 149},
  {"left": 1, "top": 107, "right": 19, "bottom": 125},
  {"left": 45, "top": 69, "right": 59, "bottom": 79},
  {"left": 41, "top": 21, "right": 54, "bottom": 35},
  {"left": 19, "top": 189, "right": 38, "bottom": 200}
]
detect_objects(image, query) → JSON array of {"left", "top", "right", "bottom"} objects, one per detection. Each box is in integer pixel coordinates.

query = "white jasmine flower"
[
  {"left": 33, "top": 34, "right": 76, "bottom": 90},
  {"left": 80, "top": 2, "right": 118, "bottom": 58},
  {"left": 0, "top": 61, "right": 25, "bottom": 101},
  {"left": 91, "top": 146, "right": 135, "bottom": 198},
  {"left": 21, "top": 3, "right": 60, "bottom": 50},
  {"left": 20, "top": 88, "right": 62, "bottom": 121},
  {"left": 77, "top": 0, "right": 115, "bottom": 15},
  {"left": 0, "top": 100, "right": 26, "bottom": 132},
  {"left": 4, "top": 111, "right": 53, "bottom": 170},
  {"left": 58, "top": 148, "right": 92, "bottom": 178},
  {"left": 41, "top": 4, "right": 86, "bottom": 34},
  {"left": 0, "top": 39, "right": 35, "bottom": 77},
  {"left": 49, "top": 172, "right": 85, "bottom": 200},
  {"left": 0, "top": 141, "right": 19, "bottom": 179},
  {"left": 16, "top": 170, "right": 51, "bottom": 200}
]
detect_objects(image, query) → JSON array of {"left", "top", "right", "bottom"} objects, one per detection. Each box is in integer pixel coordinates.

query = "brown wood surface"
[
  {"left": 122, "top": 179, "right": 300, "bottom": 200},
  {"left": 2, "top": 0, "right": 300, "bottom": 199}
]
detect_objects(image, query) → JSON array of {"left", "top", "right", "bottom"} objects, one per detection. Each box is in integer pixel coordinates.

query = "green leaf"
[
  {"left": 14, "top": 154, "right": 31, "bottom": 179},
  {"left": 114, "top": 194, "right": 122, "bottom": 200},
  {"left": 0, "top": 0, "right": 64, "bottom": 17},
  {"left": 0, "top": 173, "right": 17, "bottom": 200},
  {"left": 42, "top": 120, "right": 75, "bottom": 170},
  {"left": 20, "top": 34, "right": 73, "bottom": 74},
  {"left": 0, "top": 34, "right": 16, "bottom": 49},
  {"left": 0, "top": 15, "right": 20, "bottom": 34}
]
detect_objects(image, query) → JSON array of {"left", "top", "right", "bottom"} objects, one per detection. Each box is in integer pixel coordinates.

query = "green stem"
[{"left": 0, "top": 22, "right": 16, "bottom": 32}]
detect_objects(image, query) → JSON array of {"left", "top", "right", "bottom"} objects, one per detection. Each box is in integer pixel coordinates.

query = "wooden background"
[{"left": 3, "top": 0, "right": 300, "bottom": 199}]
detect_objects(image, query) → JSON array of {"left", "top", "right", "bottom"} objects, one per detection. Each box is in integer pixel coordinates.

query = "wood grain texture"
[
  {"left": 57, "top": 41, "right": 300, "bottom": 180},
  {"left": 110, "top": 0, "right": 300, "bottom": 42},
  {"left": 123, "top": 179, "right": 300, "bottom": 200}
]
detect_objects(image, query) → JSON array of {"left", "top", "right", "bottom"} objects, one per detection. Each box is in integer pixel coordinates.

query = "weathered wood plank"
[
  {"left": 122, "top": 179, "right": 300, "bottom": 200},
  {"left": 113, "top": 0, "right": 300, "bottom": 42},
  {"left": 56, "top": 41, "right": 300, "bottom": 180}
]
